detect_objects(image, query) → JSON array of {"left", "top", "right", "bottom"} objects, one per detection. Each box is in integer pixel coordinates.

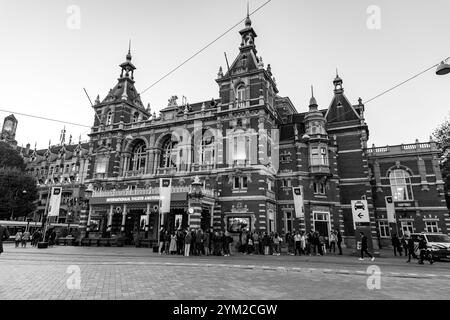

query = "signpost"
[{"left": 351, "top": 200, "right": 370, "bottom": 229}]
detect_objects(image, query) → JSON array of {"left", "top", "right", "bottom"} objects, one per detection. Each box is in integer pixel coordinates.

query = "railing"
[{"left": 367, "top": 142, "right": 435, "bottom": 155}]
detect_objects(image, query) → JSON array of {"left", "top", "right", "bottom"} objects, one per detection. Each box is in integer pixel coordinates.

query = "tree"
[
  {"left": 0, "top": 168, "right": 38, "bottom": 220},
  {"left": 433, "top": 113, "right": 450, "bottom": 211},
  {"left": 0, "top": 142, "right": 38, "bottom": 219},
  {"left": 0, "top": 141, "right": 26, "bottom": 170}
]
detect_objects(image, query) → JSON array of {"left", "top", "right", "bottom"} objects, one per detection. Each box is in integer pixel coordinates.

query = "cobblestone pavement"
[{"left": 0, "top": 244, "right": 449, "bottom": 300}]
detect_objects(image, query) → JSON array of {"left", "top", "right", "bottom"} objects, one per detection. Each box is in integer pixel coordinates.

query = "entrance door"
[
  {"left": 313, "top": 212, "right": 330, "bottom": 238},
  {"left": 201, "top": 208, "right": 211, "bottom": 232},
  {"left": 125, "top": 209, "right": 145, "bottom": 245}
]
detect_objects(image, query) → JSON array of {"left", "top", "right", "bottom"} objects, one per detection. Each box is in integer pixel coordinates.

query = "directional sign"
[{"left": 351, "top": 200, "right": 370, "bottom": 226}]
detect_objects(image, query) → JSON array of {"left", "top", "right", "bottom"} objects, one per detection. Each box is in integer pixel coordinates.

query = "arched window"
[
  {"left": 389, "top": 169, "right": 413, "bottom": 201},
  {"left": 236, "top": 85, "right": 246, "bottom": 108},
  {"left": 160, "top": 139, "right": 179, "bottom": 168},
  {"left": 129, "top": 141, "right": 146, "bottom": 172},
  {"left": 106, "top": 111, "right": 113, "bottom": 125}
]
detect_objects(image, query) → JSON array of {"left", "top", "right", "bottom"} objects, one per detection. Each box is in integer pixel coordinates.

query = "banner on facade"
[
  {"left": 292, "top": 186, "right": 305, "bottom": 218},
  {"left": 47, "top": 187, "right": 62, "bottom": 217},
  {"left": 385, "top": 196, "right": 396, "bottom": 223},
  {"left": 160, "top": 178, "right": 172, "bottom": 214}
]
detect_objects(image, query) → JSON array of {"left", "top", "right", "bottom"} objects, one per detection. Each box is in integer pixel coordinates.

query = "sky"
[{"left": 0, "top": 0, "right": 449, "bottom": 150}]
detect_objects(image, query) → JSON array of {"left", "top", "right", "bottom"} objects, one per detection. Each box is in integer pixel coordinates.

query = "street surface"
[{"left": 0, "top": 244, "right": 449, "bottom": 300}]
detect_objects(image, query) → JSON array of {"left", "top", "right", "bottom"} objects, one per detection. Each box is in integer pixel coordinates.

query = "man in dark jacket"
[
  {"left": 337, "top": 230, "right": 343, "bottom": 255},
  {"left": 359, "top": 232, "right": 375, "bottom": 261},
  {"left": 391, "top": 234, "right": 402, "bottom": 256},
  {"left": 0, "top": 225, "right": 10, "bottom": 255}
]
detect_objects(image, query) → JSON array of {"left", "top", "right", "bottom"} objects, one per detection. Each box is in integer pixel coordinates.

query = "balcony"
[
  {"left": 125, "top": 168, "right": 145, "bottom": 177},
  {"left": 91, "top": 186, "right": 215, "bottom": 199},
  {"left": 309, "top": 157, "right": 331, "bottom": 176}
]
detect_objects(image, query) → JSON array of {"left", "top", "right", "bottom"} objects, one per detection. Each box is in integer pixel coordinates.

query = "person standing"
[
  {"left": 169, "top": 232, "right": 177, "bottom": 255},
  {"left": 294, "top": 231, "right": 302, "bottom": 256},
  {"left": 329, "top": 230, "right": 337, "bottom": 254},
  {"left": 273, "top": 233, "right": 281, "bottom": 256},
  {"left": 391, "top": 234, "right": 402, "bottom": 257},
  {"left": 263, "top": 232, "right": 270, "bottom": 255},
  {"left": 0, "top": 225, "right": 10, "bottom": 255},
  {"left": 359, "top": 232, "right": 375, "bottom": 261},
  {"left": 406, "top": 234, "right": 418, "bottom": 263},
  {"left": 337, "top": 230, "right": 343, "bottom": 255},
  {"left": 158, "top": 228, "right": 165, "bottom": 255},
  {"left": 184, "top": 231, "right": 192, "bottom": 257},
  {"left": 203, "top": 230, "right": 210, "bottom": 256},
  {"left": 15, "top": 230, "right": 23, "bottom": 248},
  {"left": 195, "top": 229, "right": 203, "bottom": 256},
  {"left": 21, "top": 230, "right": 30, "bottom": 248}
]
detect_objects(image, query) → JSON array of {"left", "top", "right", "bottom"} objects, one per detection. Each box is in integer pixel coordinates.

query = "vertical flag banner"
[
  {"left": 160, "top": 178, "right": 172, "bottom": 214},
  {"left": 292, "top": 186, "right": 305, "bottom": 218},
  {"left": 48, "top": 187, "right": 62, "bottom": 217},
  {"left": 385, "top": 196, "right": 396, "bottom": 223}
]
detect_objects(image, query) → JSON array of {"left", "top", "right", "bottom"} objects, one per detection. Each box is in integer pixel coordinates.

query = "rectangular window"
[
  {"left": 313, "top": 183, "right": 326, "bottom": 195},
  {"left": 425, "top": 221, "right": 439, "bottom": 233},
  {"left": 234, "top": 177, "right": 240, "bottom": 189},
  {"left": 95, "top": 156, "right": 108, "bottom": 174},
  {"left": 378, "top": 221, "right": 390, "bottom": 238},
  {"left": 401, "top": 221, "right": 414, "bottom": 235},
  {"left": 242, "top": 177, "right": 248, "bottom": 188}
]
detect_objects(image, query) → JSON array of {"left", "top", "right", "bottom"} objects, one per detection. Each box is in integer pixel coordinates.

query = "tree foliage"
[
  {"left": 0, "top": 141, "right": 26, "bottom": 170},
  {"left": 433, "top": 113, "right": 450, "bottom": 211},
  {"left": 0, "top": 143, "right": 38, "bottom": 219},
  {"left": 0, "top": 168, "right": 38, "bottom": 219}
]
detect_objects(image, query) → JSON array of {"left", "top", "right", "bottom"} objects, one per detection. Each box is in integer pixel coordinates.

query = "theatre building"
[{"left": 79, "top": 15, "right": 448, "bottom": 248}]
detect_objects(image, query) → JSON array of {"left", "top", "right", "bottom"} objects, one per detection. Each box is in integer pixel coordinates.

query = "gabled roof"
[{"left": 325, "top": 91, "right": 360, "bottom": 123}]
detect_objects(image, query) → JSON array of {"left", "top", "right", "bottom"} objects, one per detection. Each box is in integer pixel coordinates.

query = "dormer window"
[
  {"left": 132, "top": 112, "right": 139, "bottom": 123},
  {"left": 236, "top": 85, "right": 246, "bottom": 108}
]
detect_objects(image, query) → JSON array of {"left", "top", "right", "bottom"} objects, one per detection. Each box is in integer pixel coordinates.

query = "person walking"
[
  {"left": 224, "top": 231, "right": 233, "bottom": 256},
  {"left": 246, "top": 232, "right": 254, "bottom": 255},
  {"left": 15, "top": 230, "right": 23, "bottom": 248},
  {"left": 406, "top": 234, "right": 418, "bottom": 263},
  {"left": 401, "top": 235, "right": 409, "bottom": 257},
  {"left": 337, "top": 230, "right": 343, "bottom": 255},
  {"left": 418, "top": 235, "right": 433, "bottom": 264},
  {"left": 0, "top": 225, "right": 10, "bottom": 256},
  {"left": 359, "top": 232, "right": 375, "bottom": 261},
  {"left": 184, "top": 230, "right": 192, "bottom": 257},
  {"left": 253, "top": 232, "right": 260, "bottom": 255},
  {"left": 319, "top": 234, "right": 326, "bottom": 256},
  {"left": 195, "top": 229, "right": 203, "bottom": 256},
  {"left": 21, "top": 230, "right": 30, "bottom": 248},
  {"left": 329, "top": 230, "right": 337, "bottom": 254},
  {"left": 164, "top": 231, "right": 171, "bottom": 255}
]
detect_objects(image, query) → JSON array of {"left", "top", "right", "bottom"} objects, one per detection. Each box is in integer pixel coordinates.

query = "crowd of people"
[
  {"left": 158, "top": 228, "right": 234, "bottom": 257},
  {"left": 157, "top": 227, "right": 344, "bottom": 257},
  {"left": 10, "top": 228, "right": 57, "bottom": 248}
]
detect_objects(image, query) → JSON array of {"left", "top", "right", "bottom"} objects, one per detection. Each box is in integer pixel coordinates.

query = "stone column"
[
  {"left": 121, "top": 204, "right": 127, "bottom": 232},
  {"left": 107, "top": 205, "right": 114, "bottom": 234},
  {"left": 145, "top": 203, "right": 151, "bottom": 238}
]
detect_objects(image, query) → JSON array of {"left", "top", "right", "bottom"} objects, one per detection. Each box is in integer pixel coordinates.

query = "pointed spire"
[
  {"left": 245, "top": 1, "right": 252, "bottom": 27},
  {"left": 60, "top": 126, "right": 66, "bottom": 145},
  {"left": 309, "top": 85, "right": 318, "bottom": 109},
  {"left": 69, "top": 134, "right": 72, "bottom": 145},
  {"left": 126, "top": 39, "right": 132, "bottom": 61}
]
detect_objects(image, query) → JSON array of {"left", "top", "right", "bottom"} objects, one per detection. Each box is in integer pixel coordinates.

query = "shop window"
[
  {"left": 378, "top": 221, "right": 390, "bottom": 238},
  {"left": 425, "top": 221, "right": 439, "bottom": 233}
]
